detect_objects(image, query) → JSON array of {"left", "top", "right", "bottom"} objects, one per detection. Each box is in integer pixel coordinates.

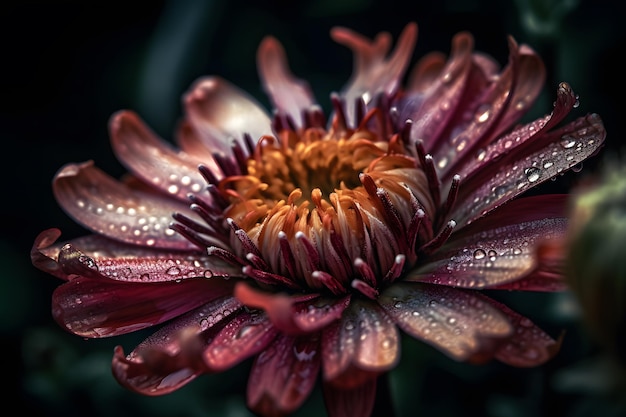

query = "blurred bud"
[{"left": 566, "top": 154, "right": 626, "bottom": 367}]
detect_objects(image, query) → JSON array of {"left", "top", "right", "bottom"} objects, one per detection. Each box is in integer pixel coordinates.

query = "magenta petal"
[
  {"left": 234, "top": 282, "right": 349, "bottom": 334},
  {"left": 204, "top": 310, "right": 278, "bottom": 371},
  {"left": 410, "top": 195, "right": 568, "bottom": 289},
  {"left": 483, "top": 298, "right": 562, "bottom": 366},
  {"left": 52, "top": 161, "right": 200, "bottom": 250},
  {"left": 322, "top": 378, "right": 376, "bottom": 417},
  {"left": 52, "top": 276, "right": 236, "bottom": 337},
  {"left": 32, "top": 231, "right": 241, "bottom": 283},
  {"left": 109, "top": 110, "right": 212, "bottom": 203},
  {"left": 453, "top": 113, "right": 606, "bottom": 226},
  {"left": 380, "top": 282, "right": 512, "bottom": 361},
  {"left": 31, "top": 228, "right": 71, "bottom": 280},
  {"left": 111, "top": 295, "right": 242, "bottom": 396},
  {"left": 321, "top": 299, "right": 399, "bottom": 388},
  {"left": 400, "top": 31, "right": 474, "bottom": 149},
  {"left": 247, "top": 334, "right": 321, "bottom": 417},
  {"left": 257, "top": 36, "right": 316, "bottom": 128},
  {"left": 112, "top": 342, "right": 202, "bottom": 396}
]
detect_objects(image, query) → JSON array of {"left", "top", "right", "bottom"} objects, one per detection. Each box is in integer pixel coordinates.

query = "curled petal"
[
  {"left": 410, "top": 195, "right": 568, "bottom": 289},
  {"left": 53, "top": 276, "right": 237, "bottom": 338},
  {"left": 457, "top": 81, "right": 580, "bottom": 184},
  {"left": 332, "top": 22, "right": 417, "bottom": 123},
  {"left": 321, "top": 299, "right": 399, "bottom": 388},
  {"left": 184, "top": 76, "right": 272, "bottom": 154},
  {"left": 31, "top": 228, "right": 69, "bottom": 280},
  {"left": 380, "top": 282, "right": 512, "bottom": 361},
  {"left": 247, "top": 334, "right": 321, "bottom": 417},
  {"left": 204, "top": 310, "right": 278, "bottom": 371},
  {"left": 109, "top": 110, "right": 212, "bottom": 202},
  {"left": 112, "top": 339, "right": 202, "bottom": 396},
  {"left": 234, "top": 282, "right": 349, "bottom": 334},
  {"left": 400, "top": 31, "right": 474, "bottom": 149},
  {"left": 453, "top": 113, "right": 606, "bottom": 226},
  {"left": 53, "top": 161, "right": 200, "bottom": 250},
  {"left": 112, "top": 295, "right": 242, "bottom": 395},
  {"left": 257, "top": 36, "right": 316, "bottom": 128}
]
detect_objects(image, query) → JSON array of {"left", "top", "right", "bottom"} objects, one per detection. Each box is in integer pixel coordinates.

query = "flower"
[{"left": 32, "top": 22, "right": 605, "bottom": 417}]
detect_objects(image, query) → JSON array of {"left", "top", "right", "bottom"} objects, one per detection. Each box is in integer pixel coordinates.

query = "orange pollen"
[{"left": 213, "top": 124, "right": 437, "bottom": 294}]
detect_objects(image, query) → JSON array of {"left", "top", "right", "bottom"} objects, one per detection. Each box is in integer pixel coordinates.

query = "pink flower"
[{"left": 32, "top": 22, "right": 605, "bottom": 417}]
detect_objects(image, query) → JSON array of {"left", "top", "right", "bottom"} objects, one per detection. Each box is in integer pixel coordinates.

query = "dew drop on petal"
[
  {"left": 560, "top": 136, "right": 577, "bottom": 149},
  {"left": 473, "top": 249, "right": 486, "bottom": 260},
  {"left": 524, "top": 166, "right": 541, "bottom": 182}
]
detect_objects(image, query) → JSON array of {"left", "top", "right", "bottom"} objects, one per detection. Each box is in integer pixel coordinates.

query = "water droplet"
[
  {"left": 473, "top": 249, "right": 486, "bottom": 260},
  {"left": 166, "top": 266, "right": 181, "bottom": 276},
  {"left": 524, "top": 166, "right": 541, "bottom": 182},
  {"left": 560, "top": 136, "right": 577, "bottom": 149},
  {"left": 543, "top": 160, "right": 553, "bottom": 169}
]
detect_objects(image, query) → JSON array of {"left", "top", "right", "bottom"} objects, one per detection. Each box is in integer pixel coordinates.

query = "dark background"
[{"left": 2, "top": 1, "right": 625, "bottom": 416}]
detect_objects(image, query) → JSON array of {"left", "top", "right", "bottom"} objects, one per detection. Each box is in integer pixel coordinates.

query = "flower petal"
[
  {"left": 53, "top": 161, "right": 199, "bottom": 250},
  {"left": 485, "top": 298, "right": 562, "bottom": 366},
  {"left": 112, "top": 340, "right": 203, "bottom": 396},
  {"left": 433, "top": 37, "right": 544, "bottom": 181},
  {"left": 332, "top": 22, "right": 417, "bottom": 124},
  {"left": 234, "top": 282, "right": 349, "bottom": 334},
  {"left": 398, "top": 31, "right": 474, "bottom": 149},
  {"left": 456, "top": 81, "right": 580, "bottom": 185},
  {"left": 31, "top": 228, "right": 70, "bottom": 280},
  {"left": 247, "top": 334, "right": 321, "bottom": 417},
  {"left": 322, "top": 378, "right": 376, "bottom": 417},
  {"left": 410, "top": 195, "right": 568, "bottom": 289},
  {"left": 112, "top": 295, "right": 242, "bottom": 395},
  {"left": 32, "top": 230, "right": 241, "bottom": 283},
  {"left": 379, "top": 282, "right": 512, "bottom": 361},
  {"left": 452, "top": 113, "right": 606, "bottom": 226},
  {"left": 52, "top": 275, "right": 237, "bottom": 337},
  {"left": 321, "top": 299, "right": 399, "bottom": 388},
  {"left": 257, "top": 36, "right": 316, "bottom": 128},
  {"left": 109, "top": 110, "right": 213, "bottom": 202},
  {"left": 204, "top": 310, "right": 278, "bottom": 371},
  {"left": 184, "top": 76, "right": 272, "bottom": 153}
]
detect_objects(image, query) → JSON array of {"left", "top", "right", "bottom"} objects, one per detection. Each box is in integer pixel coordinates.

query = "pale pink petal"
[
  {"left": 321, "top": 299, "right": 399, "bottom": 388},
  {"left": 109, "top": 110, "right": 212, "bottom": 202},
  {"left": 52, "top": 275, "right": 237, "bottom": 338},
  {"left": 204, "top": 310, "right": 278, "bottom": 371},
  {"left": 175, "top": 119, "right": 221, "bottom": 167},
  {"left": 257, "top": 36, "right": 316, "bottom": 128},
  {"left": 323, "top": 378, "right": 376, "bottom": 417},
  {"left": 53, "top": 161, "right": 199, "bottom": 250},
  {"left": 380, "top": 282, "right": 512, "bottom": 361},
  {"left": 331, "top": 23, "right": 417, "bottom": 123},
  {"left": 247, "top": 334, "right": 321, "bottom": 417},
  {"left": 184, "top": 76, "right": 272, "bottom": 154}
]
